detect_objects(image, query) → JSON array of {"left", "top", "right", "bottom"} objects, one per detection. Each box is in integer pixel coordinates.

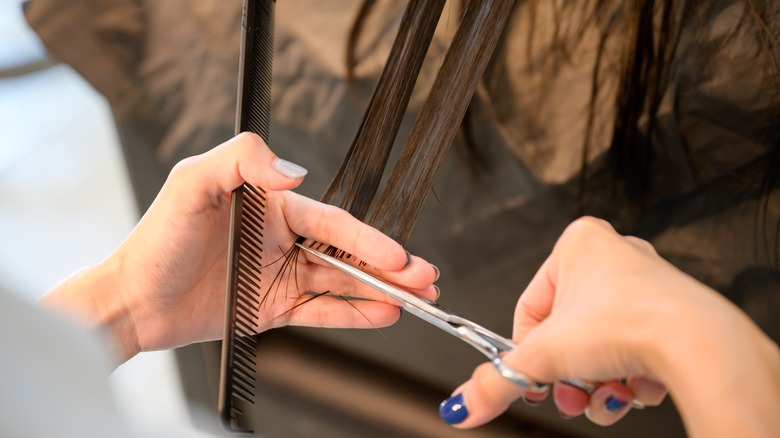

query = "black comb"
[{"left": 218, "top": 0, "right": 275, "bottom": 433}]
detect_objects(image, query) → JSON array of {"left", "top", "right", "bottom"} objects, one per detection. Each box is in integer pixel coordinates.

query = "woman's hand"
[
  {"left": 441, "top": 217, "right": 780, "bottom": 436},
  {"left": 39, "top": 133, "right": 438, "bottom": 364}
]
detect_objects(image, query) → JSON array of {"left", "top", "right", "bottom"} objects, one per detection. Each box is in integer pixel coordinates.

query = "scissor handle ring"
[
  {"left": 491, "top": 358, "right": 549, "bottom": 393},
  {"left": 492, "top": 359, "right": 646, "bottom": 409}
]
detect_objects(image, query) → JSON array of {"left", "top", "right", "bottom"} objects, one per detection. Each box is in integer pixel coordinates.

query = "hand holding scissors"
[{"left": 296, "top": 242, "right": 645, "bottom": 408}]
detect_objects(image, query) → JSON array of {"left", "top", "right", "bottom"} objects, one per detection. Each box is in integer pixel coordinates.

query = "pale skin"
[
  {"left": 35, "top": 133, "right": 780, "bottom": 435},
  {"left": 38, "top": 132, "right": 438, "bottom": 365},
  {"left": 446, "top": 217, "right": 780, "bottom": 436}
]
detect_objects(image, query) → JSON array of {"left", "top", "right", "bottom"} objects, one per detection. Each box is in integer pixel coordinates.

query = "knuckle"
[
  {"left": 558, "top": 216, "right": 615, "bottom": 251},
  {"left": 235, "top": 131, "right": 263, "bottom": 147},
  {"left": 625, "top": 236, "right": 657, "bottom": 254},
  {"left": 171, "top": 155, "right": 197, "bottom": 174},
  {"left": 470, "top": 363, "right": 517, "bottom": 411},
  {"left": 351, "top": 225, "right": 368, "bottom": 257},
  {"left": 168, "top": 156, "right": 199, "bottom": 182},
  {"left": 314, "top": 204, "right": 338, "bottom": 241},
  {"left": 567, "top": 216, "right": 611, "bottom": 236}
]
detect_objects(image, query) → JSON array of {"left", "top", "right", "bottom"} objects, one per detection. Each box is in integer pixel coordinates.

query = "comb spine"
[{"left": 219, "top": 0, "right": 275, "bottom": 433}]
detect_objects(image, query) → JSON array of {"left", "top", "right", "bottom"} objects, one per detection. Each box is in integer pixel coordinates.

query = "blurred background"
[
  {"left": 0, "top": 2, "right": 559, "bottom": 436},
  {"left": 0, "top": 1, "right": 209, "bottom": 435},
  {"left": 2, "top": 0, "right": 705, "bottom": 436}
]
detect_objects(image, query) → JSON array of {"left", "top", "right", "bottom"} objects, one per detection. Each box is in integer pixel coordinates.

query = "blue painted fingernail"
[
  {"left": 439, "top": 393, "right": 468, "bottom": 425},
  {"left": 605, "top": 396, "right": 628, "bottom": 412}
]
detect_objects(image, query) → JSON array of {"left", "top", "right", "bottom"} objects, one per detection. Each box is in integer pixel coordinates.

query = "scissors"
[{"left": 296, "top": 242, "right": 645, "bottom": 409}]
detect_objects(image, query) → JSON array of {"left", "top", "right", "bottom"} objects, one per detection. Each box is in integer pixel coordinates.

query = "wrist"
[
  {"left": 643, "top": 279, "right": 780, "bottom": 436},
  {"left": 38, "top": 256, "right": 140, "bottom": 365}
]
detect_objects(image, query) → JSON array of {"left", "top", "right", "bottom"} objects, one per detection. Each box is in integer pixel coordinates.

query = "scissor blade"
[
  {"left": 294, "top": 244, "right": 644, "bottom": 407},
  {"left": 294, "top": 243, "right": 460, "bottom": 334}
]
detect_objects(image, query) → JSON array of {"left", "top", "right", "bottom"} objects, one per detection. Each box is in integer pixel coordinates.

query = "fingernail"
[
  {"left": 605, "top": 396, "right": 628, "bottom": 413},
  {"left": 439, "top": 393, "right": 468, "bottom": 425},
  {"left": 403, "top": 250, "right": 413, "bottom": 269},
  {"left": 432, "top": 264, "right": 440, "bottom": 281},
  {"left": 433, "top": 285, "right": 441, "bottom": 300},
  {"left": 399, "top": 307, "right": 404, "bottom": 317},
  {"left": 273, "top": 158, "right": 308, "bottom": 178}
]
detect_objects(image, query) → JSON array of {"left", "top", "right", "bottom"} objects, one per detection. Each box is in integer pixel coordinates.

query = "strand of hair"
[
  {"left": 368, "top": 0, "right": 515, "bottom": 244},
  {"left": 322, "top": 0, "right": 446, "bottom": 221}
]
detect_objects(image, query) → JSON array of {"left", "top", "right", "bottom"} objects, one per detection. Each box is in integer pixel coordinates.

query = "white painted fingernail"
[{"left": 273, "top": 158, "right": 308, "bottom": 178}]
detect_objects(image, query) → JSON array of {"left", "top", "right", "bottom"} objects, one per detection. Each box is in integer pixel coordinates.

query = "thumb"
[
  {"left": 171, "top": 132, "right": 307, "bottom": 201},
  {"left": 233, "top": 132, "right": 308, "bottom": 190},
  {"left": 439, "top": 362, "right": 526, "bottom": 428},
  {"left": 439, "top": 326, "right": 557, "bottom": 428}
]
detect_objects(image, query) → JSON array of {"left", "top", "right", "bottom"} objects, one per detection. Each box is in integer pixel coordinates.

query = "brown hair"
[
  {"left": 346, "top": 0, "right": 780, "bottom": 214},
  {"left": 323, "top": 0, "right": 446, "bottom": 221},
  {"left": 324, "top": 0, "right": 514, "bottom": 244}
]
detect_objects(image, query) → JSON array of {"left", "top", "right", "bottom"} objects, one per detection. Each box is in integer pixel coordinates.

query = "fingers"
[
  {"left": 624, "top": 235, "right": 658, "bottom": 256},
  {"left": 521, "top": 387, "right": 550, "bottom": 407},
  {"left": 294, "top": 262, "right": 439, "bottom": 303},
  {"left": 512, "top": 255, "right": 557, "bottom": 340},
  {"left": 552, "top": 381, "right": 633, "bottom": 425},
  {"left": 300, "top": 246, "right": 437, "bottom": 292},
  {"left": 283, "top": 191, "right": 439, "bottom": 280},
  {"left": 366, "top": 253, "right": 439, "bottom": 292},
  {"left": 627, "top": 376, "right": 668, "bottom": 407},
  {"left": 583, "top": 382, "right": 636, "bottom": 425},
  {"left": 552, "top": 378, "right": 666, "bottom": 425},
  {"left": 277, "top": 294, "right": 404, "bottom": 330},
  {"left": 445, "top": 369, "right": 661, "bottom": 429},
  {"left": 510, "top": 217, "right": 612, "bottom": 340},
  {"left": 260, "top": 255, "right": 439, "bottom": 332},
  {"left": 283, "top": 192, "right": 403, "bottom": 269},
  {"left": 553, "top": 383, "right": 590, "bottom": 418},
  {"left": 167, "top": 132, "right": 306, "bottom": 203},
  {"left": 440, "top": 217, "right": 669, "bottom": 430},
  {"left": 439, "top": 362, "right": 525, "bottom": 428},
  {"left": 167, "top": 131, "right": 438, "bottom": 282}
]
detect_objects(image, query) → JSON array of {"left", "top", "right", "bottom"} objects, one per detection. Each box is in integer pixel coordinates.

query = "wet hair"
[
  {"left": 342, "top": 0, "right": 780, "bottom": 244},
  {"left": 323, "top": 0, "right": 446, "bottom": 222},
  {"left": 326, "top": 0, "right": 514, "bottom": 244}
]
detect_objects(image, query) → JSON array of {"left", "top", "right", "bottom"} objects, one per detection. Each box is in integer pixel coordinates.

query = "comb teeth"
[
  {"left": 219, "top": 0, "right": 275, "bottom": 433},
  {"left": 221, "top": 184, "right": 266, "bottom": 433}
]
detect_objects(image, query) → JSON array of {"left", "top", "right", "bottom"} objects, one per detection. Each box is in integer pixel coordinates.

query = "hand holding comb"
[{"left": 217, "top": 6, "right": 438, "bottom": 432}]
